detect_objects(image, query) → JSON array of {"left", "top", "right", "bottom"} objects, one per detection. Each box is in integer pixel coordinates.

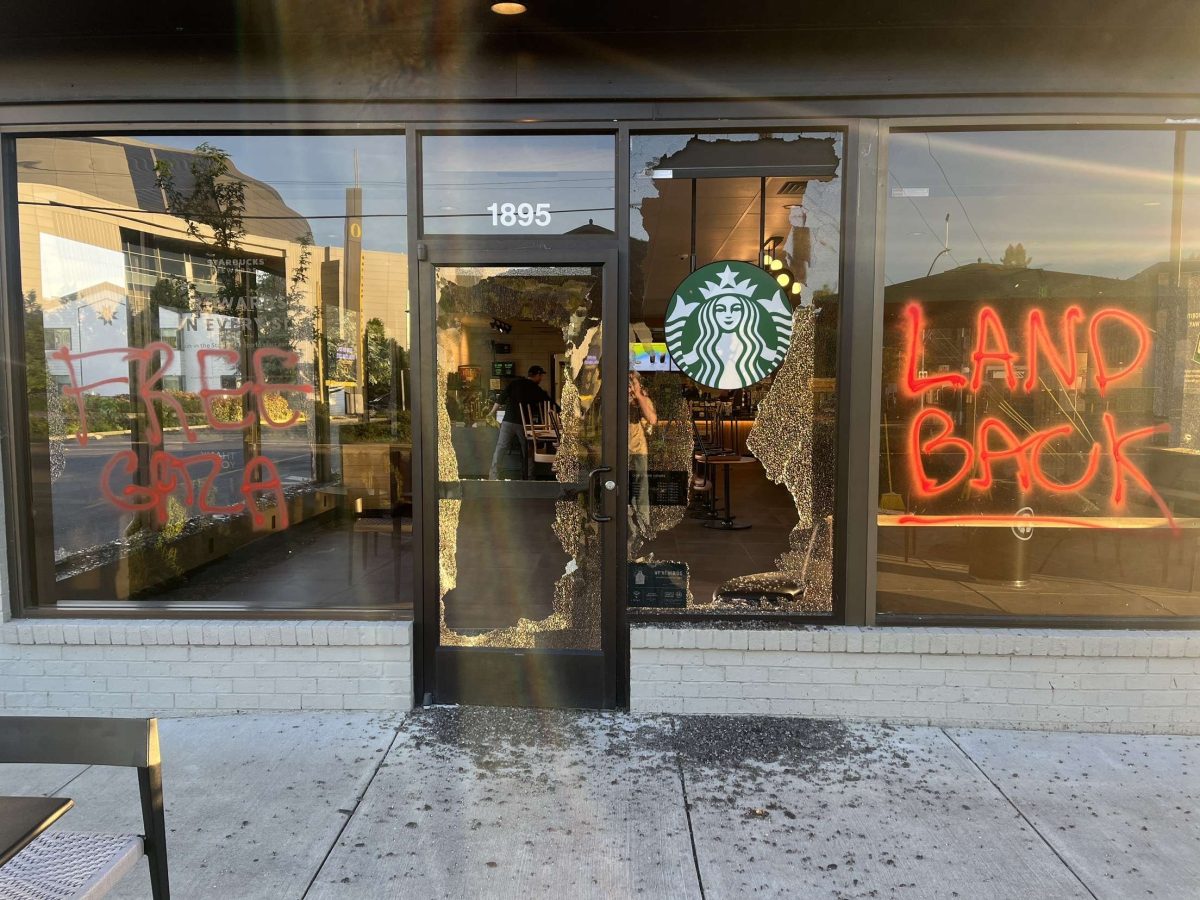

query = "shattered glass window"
[{"left": 627, "top": 133, "right": 844, "bottom": 617}]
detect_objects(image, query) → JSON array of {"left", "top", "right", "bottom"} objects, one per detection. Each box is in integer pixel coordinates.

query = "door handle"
[{"left": 587, "top": 465, "right": 613, "bottom": 523}]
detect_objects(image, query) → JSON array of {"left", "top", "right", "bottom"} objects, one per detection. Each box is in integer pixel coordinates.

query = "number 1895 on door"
[{"left": 487, "top": 202, "right": 552, "bottom": 228}]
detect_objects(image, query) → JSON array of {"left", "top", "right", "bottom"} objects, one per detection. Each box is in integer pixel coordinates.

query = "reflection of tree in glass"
[
  {"left": 255, "top": 231, "right": 315, "bottom": 381},
  {"left": 154, "top": 143, "right": 317, "bottom": 367},
  {"left": 149, "top": 276, "right": 190, "bottom": 312},
  {"left": 1001, "top": 242, "right": 1032, "bottom": 268},
  {"left": 25, "top": 290, "right": 49, "bottom": 438},
  {"left": 25, "top": 290, "right": 67, "bottom": 480},
  {"left": 155, "top": 143, "right": 248, "bottom": 302},
  {"left": 364, "top": 318, "right": 391, "bottom": 408}
]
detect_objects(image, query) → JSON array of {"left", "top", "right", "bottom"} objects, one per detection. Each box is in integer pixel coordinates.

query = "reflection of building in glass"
[
  {"left": 19, "top": 136, "right": 410, "bottom": 406},
  {"left": 17, "top": 136, "right": 412, "bottom": 599}
]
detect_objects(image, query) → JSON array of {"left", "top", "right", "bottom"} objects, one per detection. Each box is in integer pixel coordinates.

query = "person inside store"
[
  {"left": 628, "top": 370, "right": 659, "bottom": 547},
  {"left": 487, "top": 365, "right": 555, "bottom": 480}
]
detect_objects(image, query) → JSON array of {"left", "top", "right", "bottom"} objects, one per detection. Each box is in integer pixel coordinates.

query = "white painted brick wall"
[
  {"left": 631, "top": 626, "right": 1200, "bottom": 735},
  {"left": 0, "top": 620, "right": 413, "bottom": 716}
]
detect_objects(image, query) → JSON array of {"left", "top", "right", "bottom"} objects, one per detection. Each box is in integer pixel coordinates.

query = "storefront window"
[
  {"left": 421, "top": 134, "right": 615, "bottom": 236},
  {"left": 627, "top": 132, "right": 843, "bottom": 617},
  {"left": 878, "top": 128, "right": 1198, "bottom": 618},
  {"left": 14, "top": 135, "right": 412, "bottom": 610}
]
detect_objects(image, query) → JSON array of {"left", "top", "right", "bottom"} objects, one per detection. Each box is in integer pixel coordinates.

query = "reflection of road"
[{"left": 50, "top": 430, "right": 315, "bottom": 553}]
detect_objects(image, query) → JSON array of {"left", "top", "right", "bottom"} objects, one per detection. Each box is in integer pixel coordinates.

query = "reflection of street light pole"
[{"left": 926, "top": 213, "right": 952, "bottom": 277}]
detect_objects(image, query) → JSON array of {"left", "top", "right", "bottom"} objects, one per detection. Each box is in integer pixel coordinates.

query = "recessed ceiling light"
[{"left": 491, "top": 2, "right": 527, "bottom": 13}]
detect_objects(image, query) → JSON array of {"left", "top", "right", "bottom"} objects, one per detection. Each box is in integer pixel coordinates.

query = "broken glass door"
[{"left": 424, "top": 254, "right": 616, "bottom": 708}]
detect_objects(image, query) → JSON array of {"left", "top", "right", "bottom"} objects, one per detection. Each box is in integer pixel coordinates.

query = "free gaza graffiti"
[{"left": 53, "top": 342, "right": 312, "bottom": 530}]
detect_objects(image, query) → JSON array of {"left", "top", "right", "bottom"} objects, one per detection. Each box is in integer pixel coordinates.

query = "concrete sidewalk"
[{"left": 1, "top": 710, "right": 1197, "bottom": 899}]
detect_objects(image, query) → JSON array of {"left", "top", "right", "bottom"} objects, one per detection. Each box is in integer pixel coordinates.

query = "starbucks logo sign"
[{"left": 665, "top": 261, "right": 794, "bottom": 389}]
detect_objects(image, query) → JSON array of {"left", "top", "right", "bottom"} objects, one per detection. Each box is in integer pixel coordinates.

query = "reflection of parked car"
[{"left": 367, "top": 392, "right": 393, "bottom": 414}]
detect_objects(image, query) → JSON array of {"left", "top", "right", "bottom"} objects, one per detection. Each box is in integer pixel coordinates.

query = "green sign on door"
[{"left": 664, "top": 261, "right": 794, "bottom": 390}]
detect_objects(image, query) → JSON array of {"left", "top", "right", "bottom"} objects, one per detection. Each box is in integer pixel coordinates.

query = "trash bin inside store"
[
  {"left": 968, "top": 524, "right": 1032, "bottom": 586},
  {"left": 967, "top": 486, "right": 1034, "bottom": 587}
]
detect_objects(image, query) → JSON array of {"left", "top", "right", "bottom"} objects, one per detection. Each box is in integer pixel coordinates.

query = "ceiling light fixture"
[{"left": 491, "top": 2, "right": 527, "bottom": 13}]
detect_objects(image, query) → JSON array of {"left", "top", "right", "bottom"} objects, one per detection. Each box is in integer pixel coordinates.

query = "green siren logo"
[{"left": 665, "top": 261, "right": 793, "bottom": 389}]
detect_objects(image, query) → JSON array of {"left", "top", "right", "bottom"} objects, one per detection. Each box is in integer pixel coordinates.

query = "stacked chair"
[{"left": 520, "top": 401, "right": 561, "bottom": 465}]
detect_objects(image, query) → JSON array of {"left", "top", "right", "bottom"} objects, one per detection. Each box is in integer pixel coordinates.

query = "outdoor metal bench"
[{"left": 0, "top": 717, "right": 169, "bottom": 900}]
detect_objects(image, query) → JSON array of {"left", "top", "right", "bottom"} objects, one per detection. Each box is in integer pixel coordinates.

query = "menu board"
[{"left": 633, "top": 469, "right": 689, "bottom": 507}]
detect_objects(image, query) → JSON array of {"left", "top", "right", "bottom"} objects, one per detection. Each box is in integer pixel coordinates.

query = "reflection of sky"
[
  {"left": 144, "top": 135, "right": 408, "bottom": 253},
  {"left": 885, "top": 130, "right": 1177, "bottom": 284},
  {"left": 41, "top": 233, "right": 124, "bottom": 297},
  {"left": 422, "top": 134, "right": 614, "bottom": 235}
]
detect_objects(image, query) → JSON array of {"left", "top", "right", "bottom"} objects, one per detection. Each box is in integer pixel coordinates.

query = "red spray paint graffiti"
[
  {"left": 53, "top": 343, "right": 312, "bottom": 530},
  {"left": 897, "top": 302, "right": 1176, "bottom": 531}
]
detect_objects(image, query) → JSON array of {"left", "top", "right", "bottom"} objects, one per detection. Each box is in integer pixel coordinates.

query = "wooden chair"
[
  {"left": 520, "top": 402, "right": 559, "bottom": 464},
  {"left": 0, "top": 717, "right": 169, "bottom": 899}
]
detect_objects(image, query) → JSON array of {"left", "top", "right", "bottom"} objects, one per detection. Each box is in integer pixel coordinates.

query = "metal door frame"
[{"left": 415, "top": 237, "right": 621, "bottom": 709}]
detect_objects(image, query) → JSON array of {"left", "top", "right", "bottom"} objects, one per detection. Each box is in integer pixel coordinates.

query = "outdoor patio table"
[{"left": 0, "top": 796, "right": 73, "bottom": 868}]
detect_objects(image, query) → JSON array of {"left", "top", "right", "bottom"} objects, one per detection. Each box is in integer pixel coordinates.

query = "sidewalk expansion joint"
[
  {"left": 301, "top": 720, "right": 404, "bottom": 899},
  {"left": 940, "top": 728, "right": 1099, "bottom": 900},
  {"left": 670, "top": 717, "right": 707, "bottom": 900}
]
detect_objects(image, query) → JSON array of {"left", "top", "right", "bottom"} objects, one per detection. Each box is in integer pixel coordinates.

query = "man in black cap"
[{"left": 487, "top": 365, "right": 554, "bottom": 480}]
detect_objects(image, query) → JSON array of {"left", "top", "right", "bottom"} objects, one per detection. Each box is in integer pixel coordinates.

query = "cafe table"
[
  {"left": 0, "top": 796, "right": 73, "bottom": 868},
  {"left": 702, "top": 454, "right": 756, "bottom": 531}
]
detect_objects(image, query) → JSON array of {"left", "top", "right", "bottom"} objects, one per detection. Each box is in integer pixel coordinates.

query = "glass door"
[{"left": 419, "top": 243, "right": 618, "bottom": 708}]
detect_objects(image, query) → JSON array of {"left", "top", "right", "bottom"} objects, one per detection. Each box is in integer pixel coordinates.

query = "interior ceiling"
[{"left": 639, "top": 177, "right": 803, "bottom": 318}]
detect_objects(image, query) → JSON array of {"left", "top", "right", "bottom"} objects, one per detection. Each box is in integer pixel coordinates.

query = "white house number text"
[{"left": 487, "top": 202, "right": 552, "bottom": 228}]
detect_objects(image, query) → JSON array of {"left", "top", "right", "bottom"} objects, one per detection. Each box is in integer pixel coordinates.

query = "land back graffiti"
[
  {"left": 898, "top": 302, "right": 1176, "bottom": 531},
  {"left": 52, "top": 342, "right": 312, "bottom": 530}
]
